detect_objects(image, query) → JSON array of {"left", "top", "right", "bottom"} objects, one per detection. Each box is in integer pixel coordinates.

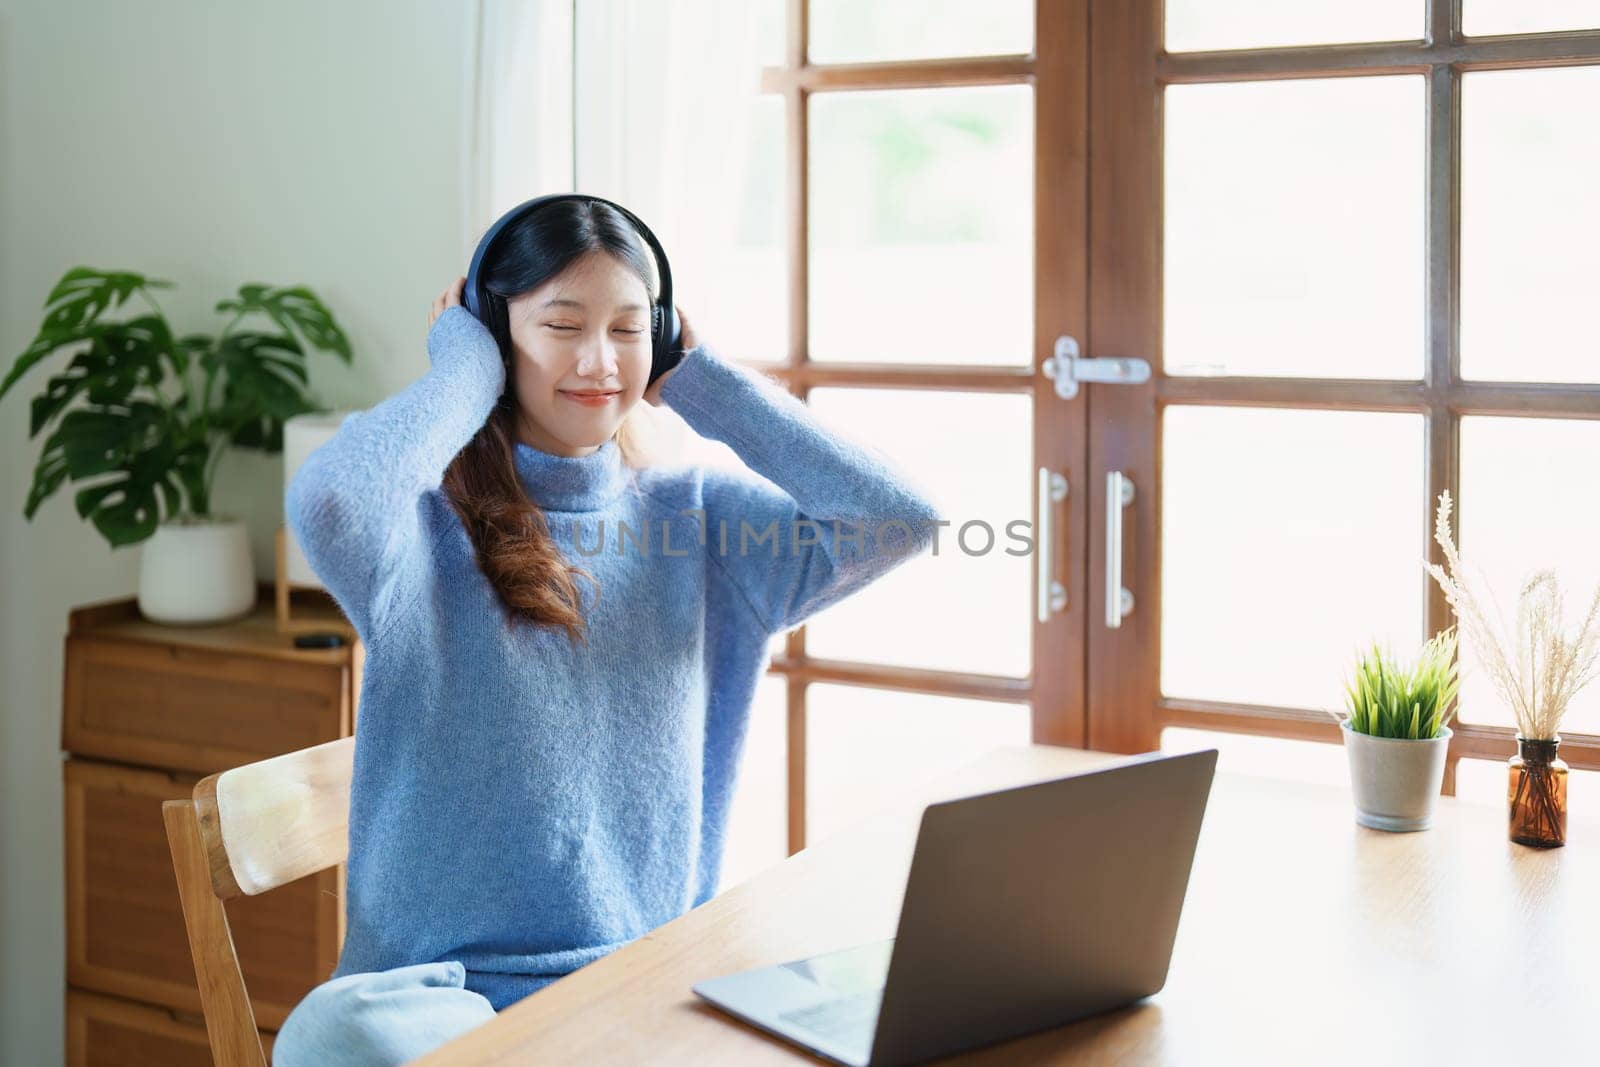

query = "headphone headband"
[{"left": 464, "top": 193, "right": 684, "bottom": 384}]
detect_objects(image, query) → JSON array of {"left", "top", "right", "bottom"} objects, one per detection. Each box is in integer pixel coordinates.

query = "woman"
[{"left": 273, "top": 199, "right": 941, "bottom": 1066}]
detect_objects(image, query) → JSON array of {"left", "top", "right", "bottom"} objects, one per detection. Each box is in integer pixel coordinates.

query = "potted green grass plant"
[{"left": 1332, "top": 627, "right": 1461, "bottom": 832}]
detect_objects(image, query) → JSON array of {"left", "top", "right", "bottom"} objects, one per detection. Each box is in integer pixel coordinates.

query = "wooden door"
[{"left": 1085, "top": 0, "right": 1600, "bottom": 794}]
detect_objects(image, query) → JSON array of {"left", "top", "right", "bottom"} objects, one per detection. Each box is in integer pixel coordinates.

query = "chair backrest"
[{"left": 162, "top": 736, "right": 355, "bottom": 1067}]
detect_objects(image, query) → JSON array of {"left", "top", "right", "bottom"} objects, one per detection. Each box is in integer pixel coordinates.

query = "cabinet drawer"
[
  {"left": 64, "top": 759, "right": 342, "bottom": 1030},
  {"left": 66, "top": 988, "right": 276, "bottom": 1067},
  {"left": 63, "top": 635, "right": 348, "bottom": 773}
]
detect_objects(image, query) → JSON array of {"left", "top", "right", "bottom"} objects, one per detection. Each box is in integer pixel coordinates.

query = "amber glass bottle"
[{"left": 1508, "top": 735, "right": 1567, "bottom": 849}]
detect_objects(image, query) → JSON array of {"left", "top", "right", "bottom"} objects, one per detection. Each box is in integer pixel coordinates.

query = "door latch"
[{"left": 1041, "top": 335, "right": 1151, "bottom": 401}]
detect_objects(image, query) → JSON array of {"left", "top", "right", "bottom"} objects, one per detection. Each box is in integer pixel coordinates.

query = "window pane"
[
  {"left": 1162, "top": 407, "right": 1425, "bottom": 711},
  {"left": 1166, "top": 0, "right": 1421, "bottom": 52},
  {"left": 1461, "top": 67, "right": 1600, "bottom": 384},
  {"left": 1456, "top": 418, "right": 1600, "bottom": 735},
  {"left": 699, "top": 94, "right": 789, "bottom": 365},
  {"left": 1164, "top": 77, "right": 1425, "bottom": 380},
  {"left": 1463, "top": 1, "right": 1600, "bottom": 36},
  {"left": 804, "top": 389, "right": 1032, "bottom": 679},
  {"left": 720, "top": 675, "right": 790, "bottom": 892},
  {"left": 756, "top": 0, "right": 786, "bottom": 66},
  {"left": 806, "top": 684, "right": 1032, "bottom": 845},
  {"left": 809, "top": 86, "right": 1033, "bottom": 365},
  {"left": 1162, "top": 727, "right": 1350, "bottom": 788},
  {"left": 809, "top": 0, "right": 1033, "bottom": 64}
]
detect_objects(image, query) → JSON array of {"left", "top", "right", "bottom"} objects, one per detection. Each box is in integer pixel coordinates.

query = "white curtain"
[
  {"left": 575, "top": 0, "right": 772, "bottom": 361},
  {"left": 571, "top": 0, "right": 786, "bottom": 894},
  {"left": 462, "top": 0, "right": 774, "bottom": 467},
  {"left": 463, "top": 0, "right": 767, "bottom": 319},
  {"left": 460, "top": 0, "right": 576, "bottom": 260}
]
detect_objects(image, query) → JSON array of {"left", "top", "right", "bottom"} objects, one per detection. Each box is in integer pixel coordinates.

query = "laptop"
[{"left": 692, "top": 748, "right": 1218, "bottom": 1066}]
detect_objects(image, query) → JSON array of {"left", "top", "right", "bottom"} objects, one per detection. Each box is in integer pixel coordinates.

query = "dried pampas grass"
[{"left": 1423, "top": 490, "right": 1600, "bottom": 740}]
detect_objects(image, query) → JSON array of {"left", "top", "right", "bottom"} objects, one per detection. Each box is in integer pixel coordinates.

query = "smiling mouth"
[{"left": 561, "top": 390, "right": 621, "bottom": 397}]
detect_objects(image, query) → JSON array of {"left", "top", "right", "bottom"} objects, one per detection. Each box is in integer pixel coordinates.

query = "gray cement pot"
[{"left": 1341, "top": 721, "right": 1452, "bottom": 831}]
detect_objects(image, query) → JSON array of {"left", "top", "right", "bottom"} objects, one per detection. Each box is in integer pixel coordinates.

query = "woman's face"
[{"left": 503, "top": 250, "right": 654, "bottom": 457}]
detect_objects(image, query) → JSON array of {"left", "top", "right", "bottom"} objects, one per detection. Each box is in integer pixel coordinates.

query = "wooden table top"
[{"left": 413, "top": 744, "right": 1598, "bottom": 1065}]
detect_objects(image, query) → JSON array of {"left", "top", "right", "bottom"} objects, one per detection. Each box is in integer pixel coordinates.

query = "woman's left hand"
[{"left": 643, "top": 304, "right": 697, "bottom": 407}]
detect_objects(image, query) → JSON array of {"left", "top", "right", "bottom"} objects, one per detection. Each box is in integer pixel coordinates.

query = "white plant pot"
[
  {"left": 1341, "top": 720, "right": 1452, "bottom": 832},
  {"left": 137, "top": 513, "right": 256, "bottom": 625}
]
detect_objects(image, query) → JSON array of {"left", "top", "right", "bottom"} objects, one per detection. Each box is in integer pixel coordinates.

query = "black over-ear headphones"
[{"left": 464, "top": 193, "right": 685, "bottom": 385}]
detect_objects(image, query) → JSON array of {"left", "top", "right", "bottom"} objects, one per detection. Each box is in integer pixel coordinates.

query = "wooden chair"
[{"left": 162, "top": 737, "right": 355, "bottom": 1067}]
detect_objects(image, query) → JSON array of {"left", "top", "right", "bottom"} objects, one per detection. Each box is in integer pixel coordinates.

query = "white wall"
[{"left": 0, "top": 1, "right": 476, "bottom": 1060}]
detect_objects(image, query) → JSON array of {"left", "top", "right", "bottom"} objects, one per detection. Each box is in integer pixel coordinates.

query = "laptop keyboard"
[{"left": 778, "top": 987, "right": 884, "bottom": 1049}]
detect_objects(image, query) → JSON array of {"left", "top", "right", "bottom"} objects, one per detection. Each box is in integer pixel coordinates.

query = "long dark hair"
[{"left": 441, "top": 199, "right": 658, "bottom": 645}]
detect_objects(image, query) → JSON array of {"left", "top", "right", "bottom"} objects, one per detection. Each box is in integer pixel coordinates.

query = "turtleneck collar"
[{"left": 512, "top": 436, "right": 630, "bottom": 512}]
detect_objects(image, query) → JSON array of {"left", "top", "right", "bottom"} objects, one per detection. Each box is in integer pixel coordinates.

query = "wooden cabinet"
[
  {"left": 65, "top": 990, "right": 276, "bottom": 1067},
  {"left": 63, "top": 638, "right": 349, "bottom": 773},
  {"left": 61, "top": 586, "right": 361, "bottom": 1062}
]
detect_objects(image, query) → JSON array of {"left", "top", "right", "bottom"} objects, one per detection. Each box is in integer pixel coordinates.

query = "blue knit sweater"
[{"left": 284, "top": 306, "right": 941, "bottom": 1011}]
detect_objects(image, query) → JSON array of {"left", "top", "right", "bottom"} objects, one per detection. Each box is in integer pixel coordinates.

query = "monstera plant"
[
  {"left": 0, "top": 267, "right": 352, "bottom": 622},
  {"left": 0, "top": 267, "right": 350, "bottom": 545}
]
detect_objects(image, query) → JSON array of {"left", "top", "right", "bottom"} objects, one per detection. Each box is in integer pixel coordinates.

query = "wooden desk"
[{"left": 414, "top": 744, "right": 1598, "bottom": 1065}]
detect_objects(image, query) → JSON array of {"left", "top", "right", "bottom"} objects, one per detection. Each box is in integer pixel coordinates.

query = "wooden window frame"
[
  {"left": 746, "top": 0, "right": 1600, "bottom": 851},
  {"left": 754, "top": 0, "right": 1088, "bottom": 853},
  {"left": 1087, "top": 0, "right": 1600, "bottom": 789}
]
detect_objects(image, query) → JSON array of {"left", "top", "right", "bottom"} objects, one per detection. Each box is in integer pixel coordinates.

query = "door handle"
[
  {"left": 1037, "top": 467, "right": 1068, "bottom": 623},
  {"left": 1106, "top": 470, "right": 1135, "bottom": 629}
]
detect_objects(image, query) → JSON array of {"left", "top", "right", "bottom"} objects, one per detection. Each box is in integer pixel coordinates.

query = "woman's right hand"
[{"left": 430, "top": 276, "right": 467, "bottom": 330}]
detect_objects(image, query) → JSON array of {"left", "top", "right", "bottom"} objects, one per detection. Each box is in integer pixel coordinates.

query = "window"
[
  {"left": 582, "top": 1, "right": 1600, "bottom": 871},
  {"left": 747, "top": 0, "right": 1060, "bottom": 853},
  {"left": 1088, "top": 0, "right": 1600, "bottom": 784}
]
